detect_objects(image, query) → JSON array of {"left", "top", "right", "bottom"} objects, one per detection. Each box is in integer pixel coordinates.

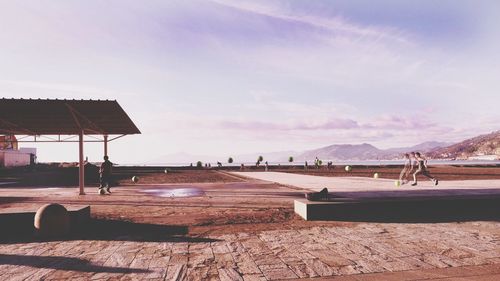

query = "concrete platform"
[
  {"left": 232, "top": 172, "right": 500, "bottom": 221},
  {"left": 232, "top": 172, "right": 500, "bottom": 198},
  {"left": 0, "top": 205, "right": 90, "bottom": 236},
  {"left": 295, "top": 196, "right": 500, "bottom": 221}
]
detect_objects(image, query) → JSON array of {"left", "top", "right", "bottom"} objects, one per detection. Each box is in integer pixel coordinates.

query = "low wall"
[{"left": 295, "top": 196, "right": 500, "bottom": 222}]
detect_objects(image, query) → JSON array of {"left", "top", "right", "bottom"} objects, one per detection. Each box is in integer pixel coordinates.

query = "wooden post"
[{"left": 79, "top": 131, "right": 85, "bottom": 195}]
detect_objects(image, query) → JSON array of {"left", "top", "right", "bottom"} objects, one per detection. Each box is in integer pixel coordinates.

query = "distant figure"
[
  {"left": 208, "top": 163, "right": 211, "bottom": 168},
  {"left": 314, "top": 157, "right": 321, "bottom": 169},
  {"left": 217, "top": 161, "right": 222, "bottom": 168},
  {"left": 265, "top": 161, "right": 269, "bottom": 172},
  {"left": 305, "top": 161, "right": 308, "bottom": 170},
  {"left": 411, "top": 152, "right": 438, "bottom": 186},
  {"left": 399, "top": 153, "right": 413, "bottom": 185},
  {"left": 240, "top": 164, "right": 245, "bottom": 171},
  {"left": 327, "top": 161, "right": 334, "bottom": 170},
  {"left": 100, "top": 155, "right": 113, "bottom": 193}
]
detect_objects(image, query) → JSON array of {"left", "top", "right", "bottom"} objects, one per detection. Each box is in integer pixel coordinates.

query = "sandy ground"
[
  {"left": 2, "top": 165, "right": 500, "bottom": 188},
  {"left": 1, "top": 165, "right": 499, "bottom": 234},
  {"left": 0, "top": 180, "right": 351, "bottom": 236}
]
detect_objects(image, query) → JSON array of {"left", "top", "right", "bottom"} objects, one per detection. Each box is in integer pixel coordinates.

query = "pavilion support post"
[
  {"left": 104, "top": 135, "right": 108, "bottom": 156},
  {"left": 79, "top": 130, "right": 85, "bottom": 195}
]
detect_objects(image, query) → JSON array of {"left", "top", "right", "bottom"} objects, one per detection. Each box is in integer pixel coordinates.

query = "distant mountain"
[
  {"left": 147, "top": 152, "right": 219, "bottom": 165},
  {"left": 386, "top": 141, "right": 452, "bottom": 154},
  {"left": 146, "top": 132, "right": 499, "bottom": 164},
  {"left": 147, "top": 150, "right": 299, "bottom": 164},
  {"left": 296, "top": 141, "right": 451, "bottom": 161},
  {"left": 297, "top": 143, "right": 385, "bottom": 161},
  {"left": 429, "top": 131, "right": 500, "bottom": 160}
]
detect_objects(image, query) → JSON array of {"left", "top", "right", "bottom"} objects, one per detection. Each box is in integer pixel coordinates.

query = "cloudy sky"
[{"left": 1, "top": 0, "right": 499, "bottom": 163}]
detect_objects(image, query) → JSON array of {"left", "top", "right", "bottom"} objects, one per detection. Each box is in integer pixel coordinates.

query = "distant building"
[
  {"left": 468, "top": 155, "right": 499, "bottom": 161},
  {"left": 0, "top": 135, "right": 37, "bottom": 167}
]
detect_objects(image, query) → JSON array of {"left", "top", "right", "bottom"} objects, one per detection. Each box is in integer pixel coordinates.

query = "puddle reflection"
[{"left": 141, "top": 187, "right": 205, "bottom": 198}]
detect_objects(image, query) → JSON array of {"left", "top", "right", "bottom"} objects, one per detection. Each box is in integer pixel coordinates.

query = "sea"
[{"left": 120, "top": 160, "right": 500, "bottom": 167}]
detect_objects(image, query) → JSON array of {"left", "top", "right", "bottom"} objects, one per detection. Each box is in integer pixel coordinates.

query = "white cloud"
[{"left": 209, "top": 0, "right": 412, "bottom": 45}]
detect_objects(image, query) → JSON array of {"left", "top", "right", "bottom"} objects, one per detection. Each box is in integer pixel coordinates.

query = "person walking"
[
  {"left": 100, "top": 155, "right": 113, "bottom": 193},
  {"left": 399, "top": 153, "right": 413, "bottom": 184}
]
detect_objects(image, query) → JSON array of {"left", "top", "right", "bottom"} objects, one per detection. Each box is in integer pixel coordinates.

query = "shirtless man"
[{"left": 411, "top": 152, "right": 438, "bottom": 186}]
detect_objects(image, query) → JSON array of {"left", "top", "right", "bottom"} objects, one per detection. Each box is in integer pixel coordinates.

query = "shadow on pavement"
[
  {"left": 0, "top": 254, "right": 150, "bottom": 273},
  {"left": 0, "top": 218, "right": 220, "bottom": 244}
]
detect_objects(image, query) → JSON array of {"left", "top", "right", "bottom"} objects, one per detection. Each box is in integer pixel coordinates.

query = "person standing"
[
  {"left": 100, "top": 155, "right": 113, "bottom": 193},
  {"left": 411, "top": 152, "right": 438, "bottom": 186}
]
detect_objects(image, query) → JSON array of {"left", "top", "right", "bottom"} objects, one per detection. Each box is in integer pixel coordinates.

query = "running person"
[
  {"left": 100, "top": 155, "right": 113, "bottom": 193},
  {"left": 399, "top": 153, "right": 412, "bottom": 184},
  {"left": 411, "top": 152, "right": 438, "bottom": 186}
]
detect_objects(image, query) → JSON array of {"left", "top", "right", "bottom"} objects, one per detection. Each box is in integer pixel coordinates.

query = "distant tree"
[
  {"left": 196, "top": 161, "right": 203, "bottom": 168},
  {"left": 288, "top": 156, "right": 294, "bottom": 163},
  {"left": 228, "top": 157, "right": 234, "bottom": 163},
  {"left": 314, "top": 158, "right": 322, "bottom": 169},
  {"left": 258, "top": 156, "right": 263, "bottom": 162}
]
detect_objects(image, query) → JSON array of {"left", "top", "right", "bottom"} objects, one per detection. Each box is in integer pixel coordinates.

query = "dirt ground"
[
  {"left": 1, "top": 165, "right": 499, "bottom": 237},
  {"left": 2, "top": 164, "right": 500, "bottom": 187}
]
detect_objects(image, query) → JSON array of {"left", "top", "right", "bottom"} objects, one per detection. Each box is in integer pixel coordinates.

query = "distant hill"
[
  {"left": 297, "top": 143, "right": 385, "bottom": 161},
  {"left": 147, "top": 152, "right": 218, "bottom": 165},
  {"left": 429, "top": 131, "right": 500, "bottom": 160},
  {"left": 146, "top": 132, "right": 499, "bottom": 164},
  {"left": 295, "top": 141, "right": 449, "bottom": 161},
  {"left": 386, "top": 141, "right": 452, "bottom": 154}
]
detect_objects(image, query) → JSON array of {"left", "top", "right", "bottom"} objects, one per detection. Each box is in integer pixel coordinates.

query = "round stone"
[{"left": 34, "top": 203, "right": 70, "bottom": 238}]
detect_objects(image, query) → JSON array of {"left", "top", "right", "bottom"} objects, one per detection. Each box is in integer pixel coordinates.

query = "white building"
[
  {"left": 468, "top": 155, "right": 499, "bottom": 161},
  {"left": 0, "top": 135, "right": 37, "bottom": 167},
  {"left": 0, "top": 148, "right": 36, "bottom": 167}
]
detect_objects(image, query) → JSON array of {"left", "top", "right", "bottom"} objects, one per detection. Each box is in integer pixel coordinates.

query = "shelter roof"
[{"left": 0, "top": 98, "right": 141, "bottom": 135}]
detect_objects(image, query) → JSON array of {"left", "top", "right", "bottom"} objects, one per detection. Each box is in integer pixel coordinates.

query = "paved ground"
[
  {"left": 1, "top": 174, "right": 499, "bottom": 280},
  {"left": 1, "top": 222, "right": 499, "bottom": 280},
  {"left": 231, "top": 172, "right": 500, "bottom": 198}
]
